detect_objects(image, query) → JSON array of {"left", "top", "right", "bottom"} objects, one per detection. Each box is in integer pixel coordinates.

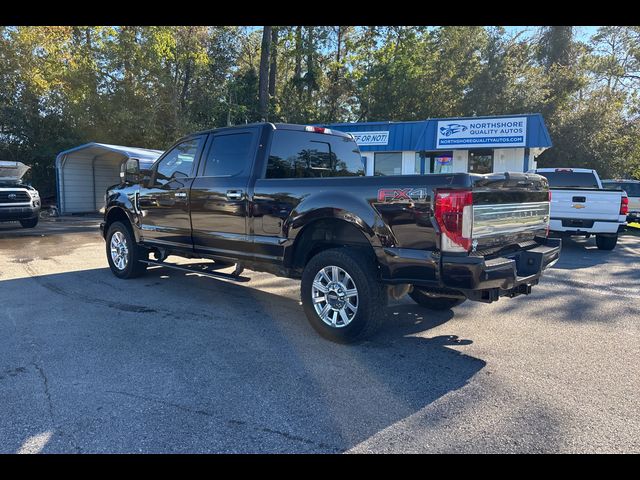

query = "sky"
[{"left": 504, "top": 26, "right": 600, "bottom": 42}]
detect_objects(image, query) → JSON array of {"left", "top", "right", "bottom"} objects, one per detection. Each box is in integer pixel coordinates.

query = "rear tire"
[
  {"left": 409, "top": 288, "right": 466, "bottom": 310},
  {"left": 20, "top": 218, "right": 38, "bottom": 228},
  {"left": 301, "top": 248, "right": 387, "bottom": 344},
  {"left": 106, "top": 221, "right": 148, "bottom": 279},
  {"left": 596, "top": 234, "right": 617, "bottom": 251}
]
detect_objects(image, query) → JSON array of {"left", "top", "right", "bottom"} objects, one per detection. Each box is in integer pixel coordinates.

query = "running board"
[{"left": 140, "top": 259, "right": 250, "bottom": 282}]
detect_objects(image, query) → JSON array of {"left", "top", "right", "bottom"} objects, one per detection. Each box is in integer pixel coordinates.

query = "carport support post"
[
  {"left": 523, "top": 147, "right": 530, "bottom": 172},
  {"left": 92, "top": 157, "right": 97, "bottom": 212}
]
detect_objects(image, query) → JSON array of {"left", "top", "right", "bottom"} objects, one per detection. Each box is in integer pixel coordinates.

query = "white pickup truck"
[{"left": 529, "top": 168, "right": 628, "bottom": 250}]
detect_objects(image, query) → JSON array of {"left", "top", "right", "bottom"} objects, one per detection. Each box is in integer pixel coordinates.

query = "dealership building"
[{"left": 321, "top": 113, "right": 551, "bottom": 176}]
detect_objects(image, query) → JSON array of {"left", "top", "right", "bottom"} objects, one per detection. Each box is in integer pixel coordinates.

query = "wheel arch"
[
  {"left": 104, "top": 206, "right": 140, "bottom": 243},
  {"left": 285, "top": 216, "right": 378, "bottom": 273}
]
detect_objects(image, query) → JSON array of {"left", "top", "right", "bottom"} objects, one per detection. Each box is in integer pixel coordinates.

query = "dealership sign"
[
  {"left": 348, "top": 131, "right": 389, "bottom": 146},
  {"left": 436, "top": 117, "right": 527, "bottom": 149}
]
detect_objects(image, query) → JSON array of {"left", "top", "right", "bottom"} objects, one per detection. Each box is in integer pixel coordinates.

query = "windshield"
[
  {"left": 537, "top": 171, "right": 599, "bottom": 188},
  {"left": 0, "top": 161, "right": 30, "bottom": 182}
]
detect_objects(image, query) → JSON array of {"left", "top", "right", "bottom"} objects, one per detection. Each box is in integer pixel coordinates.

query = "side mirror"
[{"left": 121, "top": 159, "right": 143, "bottom": 185}]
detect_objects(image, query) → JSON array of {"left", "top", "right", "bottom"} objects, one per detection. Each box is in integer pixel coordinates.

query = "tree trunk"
[
  {"left": 268, "top": 27, "right": 278, "bottom": 98},
  {"left": 306, "top": 26, "right": 315, "bottom": 99},
  {"left": 258, "top": 26, "right": 272, "bottom": 121},
  {"left": 294, "top": 26, "right": 303, "bottom": 81}
]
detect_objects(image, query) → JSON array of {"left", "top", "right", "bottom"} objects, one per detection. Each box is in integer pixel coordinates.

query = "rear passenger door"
[{"left": 190, "top": 128, "right": 259, "bottom": 258}]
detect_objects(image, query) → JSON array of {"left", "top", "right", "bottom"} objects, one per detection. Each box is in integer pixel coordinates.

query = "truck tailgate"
[
  {"left": 550, "top": 188, "right": 622, "bottom": 221},
  {"left": 470, "top": 172, "right": 549, "bottom": 251}
]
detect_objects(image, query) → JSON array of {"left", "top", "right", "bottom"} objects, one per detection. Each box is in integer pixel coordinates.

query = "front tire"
[
  {"left": 106, "top": 221, "right": 148, "bottom": 278},
  {"left": 409, "top": 288, "right": 466, "bottom": 310},
  {"left": 20, "top": 218, "right": 38, "bottom": 228},
  {"left": 301, "top": 248, "right": 387, "bottom": 344},
  {"left": 596, "top": 234, "right": 617, "bottom": 251}
]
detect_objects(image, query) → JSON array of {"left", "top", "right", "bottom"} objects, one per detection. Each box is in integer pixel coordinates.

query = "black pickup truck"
[{"left": 101, "top": 123, "right": 560, "bottom": 343}]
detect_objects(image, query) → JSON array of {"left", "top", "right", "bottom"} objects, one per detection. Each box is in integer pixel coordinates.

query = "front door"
[
  {"left": 138, "top": 136, "right": 205, "bottom": 249},
  {"left": 190, "top": 128, "right": 259, "bottom": 259}
]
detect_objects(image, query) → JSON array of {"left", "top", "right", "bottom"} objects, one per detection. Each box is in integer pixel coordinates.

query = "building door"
[{"left": 414, "top": 151, "right": 454, "bottom": 174}]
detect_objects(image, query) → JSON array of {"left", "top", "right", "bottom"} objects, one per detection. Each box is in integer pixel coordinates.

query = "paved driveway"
[{"left": 1, "top": 220, "right": 638, "bottom": 453}]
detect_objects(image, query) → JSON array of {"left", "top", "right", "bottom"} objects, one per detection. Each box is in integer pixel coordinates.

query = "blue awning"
[{"left": 321, "top": 114, "right": 552, "bottom": 152}]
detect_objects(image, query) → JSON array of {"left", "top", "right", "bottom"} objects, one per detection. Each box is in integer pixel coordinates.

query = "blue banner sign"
[
  {"left": 436, "top": 117, "right": 527, "bottom": 149},
  {"left": 348, "top": 131, "right": 389, "bottom": 146}
]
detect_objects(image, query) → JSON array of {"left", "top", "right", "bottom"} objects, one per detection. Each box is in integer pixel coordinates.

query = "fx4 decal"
[{"left": 377, "top": 188, "right": 430, "bottom": 202}]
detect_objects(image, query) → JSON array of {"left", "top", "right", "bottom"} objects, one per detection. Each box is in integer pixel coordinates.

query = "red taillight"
[
  {"left": 305, "top": 126, "right": 332, "bottom": 134},
  {"left": 434, "top": 189, "right": 473, "bottom": 252},
  {"left": 621, "top": 195, "right": 629, "bottom": 215}
]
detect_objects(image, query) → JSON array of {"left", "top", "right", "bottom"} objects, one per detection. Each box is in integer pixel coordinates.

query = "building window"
[
  {"left": 468, "top": 149, "right": 494, "bottom": 174},
  {"left": 374, "top": 152, "right": 402, "bottom": 176},
  {"left": 414, "top": 151, "right": 454, "bottom": 174}
]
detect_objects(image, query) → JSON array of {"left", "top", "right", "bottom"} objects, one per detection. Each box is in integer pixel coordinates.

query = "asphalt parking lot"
[{"left": 1, "top": 219, "right": 639, "bottom": 453}]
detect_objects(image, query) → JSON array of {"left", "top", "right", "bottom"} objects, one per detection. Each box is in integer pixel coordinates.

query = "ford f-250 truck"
[
  {"left": 101, "top": 123, "right": 560, "bottom": 343},
  {"left": 530, "top": 168, "right": 628, "bottom": 250},
  {"left": 0, "top": 161, "right": 41, "bottom": 228}
]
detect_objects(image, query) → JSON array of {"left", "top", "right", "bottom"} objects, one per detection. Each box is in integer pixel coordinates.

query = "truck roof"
[
  {"left": 602, "top": 178, "right": 640, "bottom": 183},
  {"left": 185, "top": 122, "right": 354, "bottom": 141},
  {"left": 533, "top": 168, "right": 597, "bottom": 174}
]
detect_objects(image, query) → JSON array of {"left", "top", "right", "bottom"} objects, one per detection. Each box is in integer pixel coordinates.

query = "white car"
[
  {"left": 529, "top": 168, "right": 628, "bottom": 250},
  {"left": 602, "top": 179, "right": 640, "bottom": 223},
  {"left": 0, "top": 161, "right": 41, "bottom": 228}
]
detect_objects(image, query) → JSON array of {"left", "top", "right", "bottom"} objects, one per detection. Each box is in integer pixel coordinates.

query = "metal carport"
[{"left": 55, "top": 143, "right": 163, "bottom": 215}]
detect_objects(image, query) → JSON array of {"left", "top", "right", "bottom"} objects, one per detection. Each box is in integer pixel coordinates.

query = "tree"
[{"left": 258, "top": 26, "right": 272, "bottom": 121}]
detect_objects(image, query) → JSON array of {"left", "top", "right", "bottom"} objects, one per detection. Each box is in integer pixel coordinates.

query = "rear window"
[
  {"left": 537, "top": 171, "right": 599, "bottom": 188},
  {"left": 266, "top": 130, "right": 364, "bottom": 179}
]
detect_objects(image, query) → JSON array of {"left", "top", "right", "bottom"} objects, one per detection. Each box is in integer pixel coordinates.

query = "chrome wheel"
[
  {"left": 311, "top": 265, "right": 359, "bottom": 328},
  {"left": 110, "top": 231, "right": 129, "bottom": 271}
]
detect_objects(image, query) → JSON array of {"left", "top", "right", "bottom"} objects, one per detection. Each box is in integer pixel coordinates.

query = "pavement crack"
[
  {"left": 106, "top": 390, "right": 214, "bottom": 417},
  {"left": 254, "top": 425, "right": 344, "bottom": 453},
  {"left": 107, "top": 390, "right": 343, "bottom": 452},
  {"left": 32, "top": 362, "right": 55, "bottom": 423}
]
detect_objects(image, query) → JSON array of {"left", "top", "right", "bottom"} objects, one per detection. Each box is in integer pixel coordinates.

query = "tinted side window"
[
  {"left": 203, "top": 132, "right": 255, "bottom": 177},
  {"left": 266, "top": 130, "right": 364, "bottom": 178},
  {"left": 155, "top": 137, "right": 203, "bottom": 185}
]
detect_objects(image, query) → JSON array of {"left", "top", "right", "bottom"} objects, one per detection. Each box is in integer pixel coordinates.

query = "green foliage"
[{"left": 1, "top": 25, "right": 640, "bottom": 201}]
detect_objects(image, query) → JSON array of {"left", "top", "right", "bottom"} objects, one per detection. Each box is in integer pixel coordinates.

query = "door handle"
[
  {"left": 226, "top": 190, "right": 243, "bottom": 200},
  {"left": 174, "top": 192, "right": 187, "bottom": 198}
]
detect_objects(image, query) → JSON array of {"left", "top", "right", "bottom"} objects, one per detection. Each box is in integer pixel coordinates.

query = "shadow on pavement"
[
  {"left": 0, "top": 265, "right": 485, "bottom": 453},
  {"left": 551, "top": 235, "right": 639, "bottom": 270}
]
